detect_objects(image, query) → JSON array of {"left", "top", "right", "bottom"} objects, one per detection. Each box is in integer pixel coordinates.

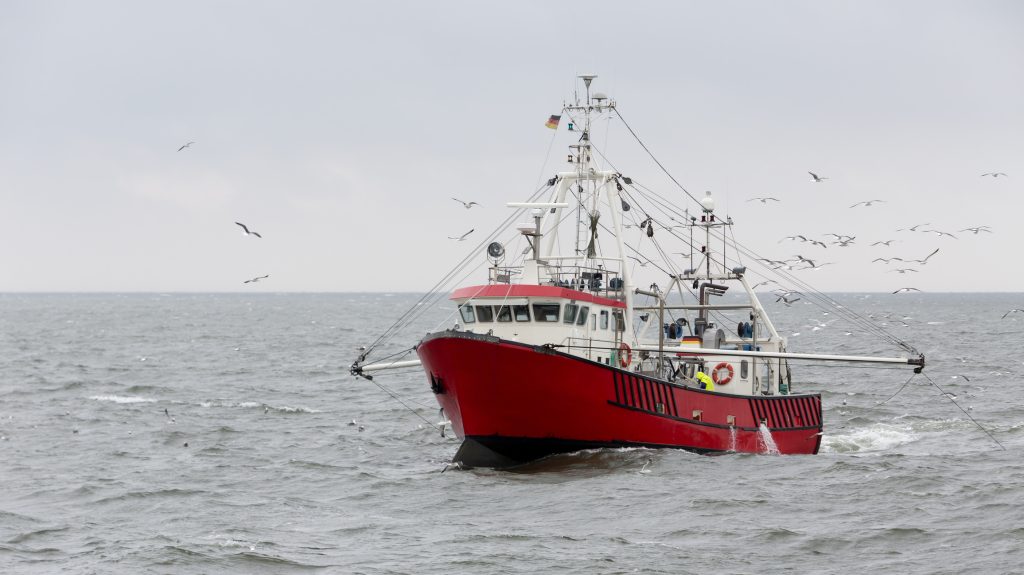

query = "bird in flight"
[
  {"left": 921, "top": 229, "right": 957, "bottom": 239},
  {"left": 959, "top": 226, "right": 992, "bottom": 235},
  {"left": 448, "top": 229, "right": 474, "bottom": 241},
  {"left": 235, "top": 222, "right": 262, "bottom": 238},
  {"left": 628, "top": 255, "right": 648, "bottom": 267},
  {"left": 751, "top": 280, "right": 777, "bottom": 289},
  {"left": 888, "top": 268, "right": 918, "bottom": 274},
  {"left": 776, "top": 294, "right": 802, "bottom": 306},
  {"left": 892, "top": 287, "right": 921, "bottom": 294},
  {"left": 1002, "top": 309, "right": 1024, "bottom": 319},
  {"left": 747, "top": 197, "right": 780, "bottom": 204},
  {"left": 871, "top": 240, "right": 896, "bottom": 246},
  {"left": 981, "top": 172, "right": 1008, "bottom": 178},
  {"left": 804, "top": 262, "right": 835, "bottom": 271},
  {"left": 850, "top": 200, "right": 885, "bottom": 208},
  {"left": 809, "top": 239, "right": 828, "bottom": 249},
  {"left": 244, "top": 275, "right": 269, "bottom": 284},
  {"left": 906, "top": 248, "right": 940, "bottom": 265},
  {"left": 452, "top": 198, "right": 479, "bottom": 209},
  {"left": 177, "top": 141, "right": 195, "bottom": 152},
  {"left": 794, "top": 255, "right": 816, "bottom": 267},
  {"left": 872, "top": 257, "right": 904, "bottom": 263},
  {"left": 780, "top": 235, "right": 808, "bottom": 243},
  {"left": 808, "top": 171, "right": 828, "bottom": 182},
  {"left": 896, "top": 223, "right": 930, "bottom": 232}
]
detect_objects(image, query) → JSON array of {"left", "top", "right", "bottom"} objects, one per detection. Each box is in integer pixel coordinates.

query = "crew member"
[{"left": 695, "top": 370, "right": 715, "bottom": 391}]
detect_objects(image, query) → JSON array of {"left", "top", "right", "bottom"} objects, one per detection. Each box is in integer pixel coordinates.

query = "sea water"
[{"left": 2, "top": 292, "right": 1023, "bottom": 574}]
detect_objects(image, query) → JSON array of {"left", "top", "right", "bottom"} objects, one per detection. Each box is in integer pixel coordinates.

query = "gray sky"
[{"left": 2, "top": 1, "right": 1022, "bottom": 292}]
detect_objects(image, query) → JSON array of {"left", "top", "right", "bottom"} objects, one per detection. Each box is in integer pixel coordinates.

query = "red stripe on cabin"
[{"left": 450, "top": 285, "right": 627, "bottom": 308}]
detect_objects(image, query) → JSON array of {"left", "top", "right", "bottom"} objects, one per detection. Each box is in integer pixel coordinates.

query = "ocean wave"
[
  {"left": 89, "top": 395, "right": 156, "bottom": 404},
  {"left": 197, "top": 400, "right": 320, "bottom": 413},
  {"left": 820, "top": 423, "right": 917, "bottom": 453}
]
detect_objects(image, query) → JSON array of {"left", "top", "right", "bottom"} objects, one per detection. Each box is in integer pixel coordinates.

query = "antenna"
[{"left": 579, "top": 74, "right": 597, "bottom": 104}]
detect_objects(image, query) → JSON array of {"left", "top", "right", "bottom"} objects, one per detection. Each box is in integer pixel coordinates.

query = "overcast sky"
[{"left": 1, "top": 1, "right": 1021, "bottom": 292}]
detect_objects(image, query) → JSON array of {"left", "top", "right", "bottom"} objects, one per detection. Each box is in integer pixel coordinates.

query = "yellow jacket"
[{"left": 695, "top": 371, "right": 715, "bottom": 391}]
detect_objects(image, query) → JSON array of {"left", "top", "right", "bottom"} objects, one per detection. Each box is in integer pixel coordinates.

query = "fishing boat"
[{"left": 351, "top": 75, "right": 925, "bottom": 468}]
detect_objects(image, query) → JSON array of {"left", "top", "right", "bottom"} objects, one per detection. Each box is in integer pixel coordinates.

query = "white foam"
[
  {"left": 89, "top": 395, "right": 156, "bottom": 404},
  {"left": 758, "top": 423, "right": 780, "bottom": 455},
  {"left": 820, "top": 423, "right": 917, "bottom": 453}
]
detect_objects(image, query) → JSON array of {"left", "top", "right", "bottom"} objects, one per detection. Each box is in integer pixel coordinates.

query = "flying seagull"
[
  {"left": 448, "top": 229, "right": 474, "bottom": 241},
  {"left": 627, "top": 255, "right": 648, "bottom": 267},
  {"left": 850, "top": 200, "right": 885, "bottom": 208},
  {"left": 959, "top": 226, "right": 992, "bottom": 235},
  {"left": 809, "top": 240, "right": 828, "bottom": 249},
  {"left": 808, "top": 171, "right": 828, "bottom": 182},
  {"left": 747, "top": 197, "right": 780, "bottom": 204},
  {"left": 244, "top": 274, "right": 269, "bottom": 284},
  {"left": 1002, "top": 309, "right": 1024, "bottom": 319},
  {"left": 980, "top": 172, "right": 1008, "bottom": 178},
  {"left": 872, "top": 257, "right": 904, "bottom": 263},
  {"left": 451, "top": 198, "right": 479, "bottom": 209},
  {"left": 921, "top": 229, "right": 957, "bottom": 239},
  {"left": 871, "top": 240, "right": 896, "bottom": 246},
  {"left": 794, "top": 255, "right": 816, "bottom": 267},
  {"left": 780, "top": 235, "right": 808, "bottom": 243},
  {"left": 751, "top": 280, "right": 777, "bottom": 289},
  {"left": 892, "top": 287, "right": 921, "bottom": 294},
  {"left": 889, "top": 268, "right": 919, "bottom": 274},
  {"left": 177, "top": 141, "right": 195, "bottom": 152},
  {"left": 907, "top": 248, "right": 940, "bottom": 265},
  {"left": 896, "top": 223, "right": 930, "bottom": 232},
  {"left": 235, "top": 222, "right": 262, "bottom": 238},
  {"left": 776, "top": 294, "right": 802, "bottom": 306}
]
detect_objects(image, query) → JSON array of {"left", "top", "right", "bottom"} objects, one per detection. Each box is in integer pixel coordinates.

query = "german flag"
[{"left": 545, "top": 114, "right": 561, "bottom": 129}]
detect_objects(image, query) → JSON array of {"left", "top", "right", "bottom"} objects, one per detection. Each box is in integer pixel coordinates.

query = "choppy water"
[{"left": 2, "top": 293, "right": 1023, "bottom": 574}]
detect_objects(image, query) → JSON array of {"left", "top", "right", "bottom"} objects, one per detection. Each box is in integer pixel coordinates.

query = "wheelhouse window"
[
  {"left": 475, "top": 305, "right": 494, "bottom": 322},
  {"left": 563, "top": 303, "right": 579, "bottom": 324},
  {"left": 576, "top": 306, "right": 590, "bottom": 326},
  {"left": 600, "top": 310, "right": 609, "bottom": 330},
  {"left": 495, "top": 305, "right": 513, "bottom": 322},
  {"left": 613, "top": 310, "right": 625, "bottom": 332},
  {"left": 458, "top": 305, "right": 476, "bottom": 324},
  {"left": 533, "top": 303, "right": 561, "bottom": 322},
  {"left": 513, "top": 305, "right": 531, "bottom": 322}
]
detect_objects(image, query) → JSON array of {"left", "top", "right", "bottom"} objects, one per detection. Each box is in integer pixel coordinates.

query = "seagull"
[
  {"left": 804, "top": 262, "right": 835, "bottom": 271},
  {"left": 235, "top": 222, "right": 262, "bottom": 238},
  {"left": 747, "top": 197, "right": 780, "bottom": 204},
  {"left": 907, "top": 248, "right": 940, "bottom": 265},
  {"left": 776, "top": 294, "right": 802, "bottom": 306},
  {"left": 952, "top": 374, "right": 971, "bottom": 382},
  {"left": 640, "top": 457, "right": 653, "bottom": 474},
  {"left": 243, "top": 275, "right": 269, "bottom": 284},
  {"left": 824, "top": 233, "right": 854, "bottom": 242},
  {"left": 451, "top": 198, "right": 479, "bottom": 209},
  {"left": 959, "top": 226, "right": 992, "bottom": 235},
  {"left": 981, "top": 172, "right": 1008, "bottom": 178},
  {"left": 808, "top": 171, "right": 828, "bottom": 182},
  {"left": 447, "top": 229, "right": 474, "bottom": 241},
  {"left": 780, "top": 235, "right": 808, "bottom": 243},
  {"left": 892, "top": 287, "right": 921, "bottom": 294},
  {"left": 921, "top": 229, "right": 957, "bottom": 239},
  {"left": 871, "top": 240, "right": 897, "bottom": 247},
  {"left": 794, "top": 255, "right": 816, "bottom": 267},
  {"left": 751, "top": 280, "right": 777, "bottom": 289},
  {"left": 1002, "top": 309, "right": 1024, "bottom": 319},
  {"left": 628, "top": 255, "right": 648, "bottom": 267},
  {"left": 889, "top": 268, "right": 919, "bottom": 274},
  {"left": 177, "top": 141, "right": 195, "bottom": 152},
  {"left": 832, "top": 238, "right": 856, "bottom": 247},
  {"left": 896, "top": 223, "right": 930, "bottom": 232},
  {"left": 809, "top": 240, "right": 828, "bottom": 249},
  {"left": 850, "top": 200, "right": 885, "bottom": 208}
]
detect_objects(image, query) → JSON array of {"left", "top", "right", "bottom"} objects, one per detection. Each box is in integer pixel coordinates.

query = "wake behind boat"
[{"left": 351, "top": 75, "right": 924, "bottom": 468}]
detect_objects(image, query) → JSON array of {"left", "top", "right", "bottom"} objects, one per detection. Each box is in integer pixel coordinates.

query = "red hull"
[{"left": 418, "top": 332, "right": 822, "bottom": 466}]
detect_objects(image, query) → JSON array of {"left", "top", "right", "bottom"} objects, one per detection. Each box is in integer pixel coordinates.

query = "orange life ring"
[
  {"left": 619, "top": 343, "right": 632, "bottom": 367},
  {"left": 712, "top": 362, "right": 734, "bottom": 385}
]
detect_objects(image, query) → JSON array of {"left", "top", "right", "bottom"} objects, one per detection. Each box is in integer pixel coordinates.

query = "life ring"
[
  {"left": 712, "top": 362, "right": 734, "bottom": 385},
  {"left": 619, "top": 343, "right": 632, "bottom": 367}
]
